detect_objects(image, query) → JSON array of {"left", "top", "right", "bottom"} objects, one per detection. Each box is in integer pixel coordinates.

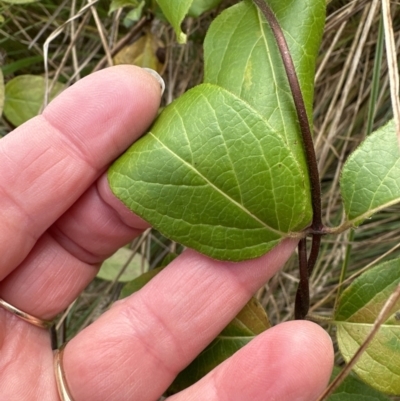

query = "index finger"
[{"left": 0, "top": 66, "right": 162, "bottom": 279}]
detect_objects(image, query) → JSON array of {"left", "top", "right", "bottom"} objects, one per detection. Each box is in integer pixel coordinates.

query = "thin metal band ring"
[
  {"left": 0, "top": 297, "right": 53, "bottom": 329},
  {"left": 54, "top": 344, "right": 74, "bottom": 401}
]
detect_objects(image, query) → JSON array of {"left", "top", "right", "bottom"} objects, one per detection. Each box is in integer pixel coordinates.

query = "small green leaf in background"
[
  {"left": 335, "top": 259, "right": 400, "bottom": 394},
  {"left": 3, "top": 75, "right": 64, "bottom": 127},
  {"left": 109, "top": 0, "right": 140, "bottom": 14},
  {"left": 108, "top": 0, "right": 325, "bottom": 261},
  {"left": 340, "top": 120, "right": 400, "bottom": 228},
  {"left": 124, "top": 2, "right": 145, "bottom": 26},
  {"left": 166, "top": 297, "right": 270, "bottom": 395},
  {"left": 155, "top": 0, "right": 223, "bottom": 41},
  {"left": 328, "top": 367, "right": 391, "bottom": 400},
  {"left": 97, "top": 247, "right": 148, "bottom": 282},
  {"left": 120, "top": 265, "right": 164, "bottom": 298},
  {"left": 188, "top": 0, "right": 223, "bottom": 17},
  {"left": 155, "top": 0, "right": 193, "bottom": 43},
  {"left": 119, "top": 253, "right": 177, "bottom": 298},
  {"left": 0, "top": 69, "right": 4, "bottom": 117}
]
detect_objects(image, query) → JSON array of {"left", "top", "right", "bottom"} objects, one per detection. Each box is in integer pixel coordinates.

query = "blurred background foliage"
[{"left": 0, "top": 0, "right": 400, "bottom": 398}]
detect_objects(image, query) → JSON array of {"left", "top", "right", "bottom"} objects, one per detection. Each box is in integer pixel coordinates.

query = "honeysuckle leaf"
[
  {"left": 341, "top": 120, "right": 400, "bottom": 227},
  {"left": 96, "top": 247, "right": 148, "bottom": 282},
  {"left": 328, "top": 367, "right": 391, "bottom": 401},
  {"left": 119, "top": 266, "right": 164, "bottom": 298},
  {"left": 108, "top": 0, "right": 140, "bottom": 14},
  {"left": 3, "top": 75, "right": 64, "bottom": 127},
  {"left": 119, "top": 253, "right": 177, "bottom": 298},
  {"left": 166, "top": 296, "right": 270, "bottom": 395},
  {"left": 335, "top": 259, "right": 400, "bottom": 395},
  {"left": 155, "top": 0, "right": 193, "bottom": 43},
  {"left": 108, "top": 0, "right": 325, "bottom": 261}
]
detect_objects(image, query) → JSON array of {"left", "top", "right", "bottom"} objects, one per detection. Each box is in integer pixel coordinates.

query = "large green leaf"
[
  {"left": 335, "top": 259, "right": 400, "bottom": 395},
  {"left": 341, "top": 120, "right": 400, "bottom": 227},
  {"left": 328, "top": 367, "right": 391, "bottom": 401},
  {"left": 167, "top": 296, "right": 270, "bottom": 395},
  {"left": 109, "top": 0, "right": 325, "bottom": 261},
  {"left": 3, "top": 75, "right": 64, "bottom": 127}
]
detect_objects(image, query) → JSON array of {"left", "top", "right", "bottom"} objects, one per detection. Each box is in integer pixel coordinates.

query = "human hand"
[{"left": 0, "top": 66, "right": 333, "bottom": 401}]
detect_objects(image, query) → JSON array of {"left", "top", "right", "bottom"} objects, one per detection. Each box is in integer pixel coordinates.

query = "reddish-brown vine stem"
[
  {"left": 253, "top": 0, "right": 323, "bottom": 319},
  {"left": 295, "top": 238, "right": 310, "bottom": 320}
]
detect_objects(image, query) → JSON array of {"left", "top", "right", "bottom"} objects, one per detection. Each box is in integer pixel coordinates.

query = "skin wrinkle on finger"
[
  {"left": 62, "top": 241, "right": 298, "bottom": 401},
  {"left": 0, "top": 65, "right": 161, "bottom": 281}
]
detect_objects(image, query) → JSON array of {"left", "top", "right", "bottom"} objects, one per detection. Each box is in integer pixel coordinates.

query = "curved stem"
[
  {"left": 252, "top": 0, "right": 322, "bottom": 231},
  {"left": 253, "top": 0, "right": 324, "bottom": 319}
]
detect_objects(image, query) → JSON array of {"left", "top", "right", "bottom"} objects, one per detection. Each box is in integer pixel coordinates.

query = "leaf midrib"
[{"left": 148, "top": 132, "right": 285, "bottom": 237}]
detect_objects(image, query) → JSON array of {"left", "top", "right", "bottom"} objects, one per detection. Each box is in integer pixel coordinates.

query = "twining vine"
[{"left": 253, "top": 0, "right": 325, "bottom": 319}]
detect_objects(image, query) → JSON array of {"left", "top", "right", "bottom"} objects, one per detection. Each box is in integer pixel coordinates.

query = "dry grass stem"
[{"left": 381, "top": 0, "right": 400, "bottom": 147}]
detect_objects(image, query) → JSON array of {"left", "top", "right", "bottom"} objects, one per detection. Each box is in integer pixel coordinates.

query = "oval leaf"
[
  {"left": 3, "top": 75, "right": 64, "bottom": 127},
  {"left": 167, "top": 297, "right": 270, "bottom": 395},
  {"left": 335, "top": 259, "right": 400, "bottom": 395},
  {"left": 97, "top": 247, "right": 148, "bottom": 282},
  {"left": 109, "top": 0, "right": 325, "bottom": 261},
  {"left": 341, "top": 120, "right": 400, "bottom": 227}
]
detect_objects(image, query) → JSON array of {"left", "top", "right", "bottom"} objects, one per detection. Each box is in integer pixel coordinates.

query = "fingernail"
[{"left": 142, "top": 68, "right": 165, "bottom": 96}]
